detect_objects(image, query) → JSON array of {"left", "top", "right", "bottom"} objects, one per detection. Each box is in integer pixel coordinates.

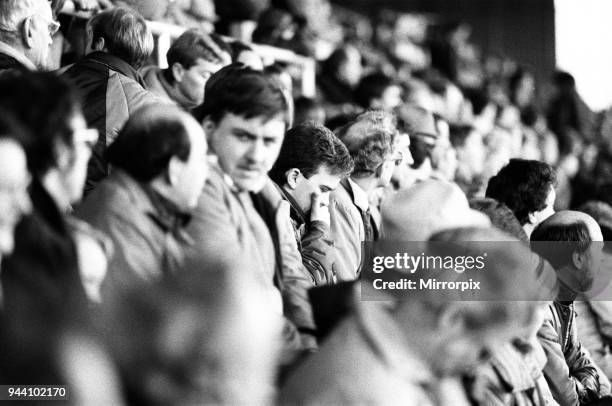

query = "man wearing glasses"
[{"left": 0, "top": 0, "right": 59, "bottom": 74}]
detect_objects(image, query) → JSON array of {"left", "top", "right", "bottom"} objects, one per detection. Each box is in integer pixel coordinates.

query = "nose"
[
  {"left": 403, "top": 149, "right": 414, "bottom": 166},
  {"left": 246, "top": 139, "right": 265, "bottom": 164}
]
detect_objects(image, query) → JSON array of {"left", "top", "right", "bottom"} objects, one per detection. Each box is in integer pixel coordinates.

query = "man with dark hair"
[
  {"left": 0, "top": 0, "right": 59, "bottom": 74},
  {"left": 0, "top": 72, "right": 94, "bottom": 326},
  {"left": 142, "top": 28, "right": 230, "bottom": 110},
  {"left": 354, "top": 72, "right": 402, "bottom": 112},
  {"left": 330, "top": 110, "right": 401, "bottom": 281},
  {"left": 487, "top": 158, "right": 557, "bottom": 238},
  {"left": 531, "top": 211, "right": 611, "bottom": 405},
  {"left": 270, "top": 122, "right": 353, "bottom": 285},
  {"left": 62, "top": 6, "right": 165, "bottom": 194},
  {"left": 191, "top": 64, "right": 316, "bottom": 350},
  {"left": 76, "top": 105, "right": 208, "bottom": 300}
]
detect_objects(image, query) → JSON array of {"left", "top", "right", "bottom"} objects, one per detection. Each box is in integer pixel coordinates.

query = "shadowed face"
[{"left": 176, "top": 58, "right": 225, "bottom": 108}]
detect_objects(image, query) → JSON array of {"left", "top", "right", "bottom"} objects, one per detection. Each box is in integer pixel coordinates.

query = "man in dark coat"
[
  {"left": 0, "top": 73, "right": 91, "bottom": 330},
  {"left": 62, "top": 7, "right": 165, "bottom": 194}
]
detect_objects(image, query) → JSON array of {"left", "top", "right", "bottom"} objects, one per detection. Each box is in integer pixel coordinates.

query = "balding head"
[
  {"left": 531, "top": 210, "right": 603, "bottom": 294},
  {"left": 108, "top": 105, "right": 208, "bottom": 210},
  {"left": 535, "top": 211, "right": 602, "bottom": 242}
]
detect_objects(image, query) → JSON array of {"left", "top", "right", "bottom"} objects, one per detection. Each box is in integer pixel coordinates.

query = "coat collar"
[
  {"left": 341, "top": 178, "right": 370, "bottom": 213},
  {"left": 81, "top": 51, "right": 146, "bottom": 87},
  {"left": 107, "top": 170, "right": 192, "bottom": 239},
  {"left": 0, "top": 41, "right": 36, "bottom": 71}
]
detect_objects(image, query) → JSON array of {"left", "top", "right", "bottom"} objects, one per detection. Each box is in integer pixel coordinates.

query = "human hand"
[{"left": 310, "top": 191, "right": 330, "bottom": 225}]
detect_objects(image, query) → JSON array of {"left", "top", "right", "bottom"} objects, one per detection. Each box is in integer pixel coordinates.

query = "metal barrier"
[{"left": 60, "top": 2, "right": 316, "bottom": 97}]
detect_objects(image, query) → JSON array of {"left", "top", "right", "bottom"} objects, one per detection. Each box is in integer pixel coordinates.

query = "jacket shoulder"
[
  {"left": 76, "top": 176, "right": 143, "bottom": 227},
  {"left": 330, "top": 186, "right": 362, "bottom": 228},
  {"left": 140, "top": 65, "right": 172, "bottom": 101},
  {"left": 109, "top": 70, "right": 167, "bottom": 112}
]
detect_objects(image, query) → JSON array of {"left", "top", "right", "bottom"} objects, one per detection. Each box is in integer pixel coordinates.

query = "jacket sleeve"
[
  {"left": 329, "top": 193, "right": 363, "bottom": 281},
  {"left": 272, "top": 197, "right": 317, "bottom": 347},
  {"left": 185, "top": 170, "right": 244, "bottom": 269},
  {"left": 106, "top": 74, "right": 170, "bottom": 146},
  {"left": 82, "top": 210, "right": 163, "bottom": 301},
  {"left": 588, "top": 301, "right": 612, "bottom": 343},
  {"left": 538, "top": 312, "right": 583, "bottom": 406},
  {"left": 300, "top": 220, "right": 336, "bottom": 285},
  {"left": 565, "top": 310, "right": 612, "bottom": 400}
]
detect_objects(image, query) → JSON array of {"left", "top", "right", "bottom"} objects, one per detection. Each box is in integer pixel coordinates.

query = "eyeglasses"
[
  {"left": 388, "top": 151, "right": 405, "bottom": 167},
  {"left": 33, "top": 13, "right": 60, "bottom": 36},
  {"left": 378, "top": 152, "right": 404, "bottom": 169}
]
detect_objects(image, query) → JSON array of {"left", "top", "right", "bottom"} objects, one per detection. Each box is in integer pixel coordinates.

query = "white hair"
[{"left": 0, "top": 0, "right": 46, "bottom": 32}]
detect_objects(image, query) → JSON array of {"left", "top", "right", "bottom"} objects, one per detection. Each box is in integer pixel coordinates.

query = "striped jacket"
[{"left": 62, "top": 52, "right": 166, "bottom": 194}]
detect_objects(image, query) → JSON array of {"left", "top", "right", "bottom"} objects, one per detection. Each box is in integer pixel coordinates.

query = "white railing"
[{"left": 60, "top": 2, "right": 316, "bottom": 97}]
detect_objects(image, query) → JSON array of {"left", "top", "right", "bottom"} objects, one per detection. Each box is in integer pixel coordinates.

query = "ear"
[
  {"left": 22, "top": 16, "right": 36, "bottom": 49},
  {"left": 527, "top": 211, "right": 538, "bottom": 225},
  {"left": 171, "top": 63, "right": 186, "bottom": 84},
  {"left": 167, "top": 156, "right": 182, "bottom": 186},
  {"left": 285, "top": 168, "right": 301, "bottom": 189},
  {"left": 201, "top": 118, "right": 216, "bottom": 144},
  {"left": 572, "top": 250, "right": 585, "bottom": 270},
  {"left": 92, "top": 36, "right": 105, "bottom": 52}
]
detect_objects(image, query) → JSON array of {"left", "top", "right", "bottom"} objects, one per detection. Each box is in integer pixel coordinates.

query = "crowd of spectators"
[{"left": 3, "top": 0, "right": 612, "bottom": 404}]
